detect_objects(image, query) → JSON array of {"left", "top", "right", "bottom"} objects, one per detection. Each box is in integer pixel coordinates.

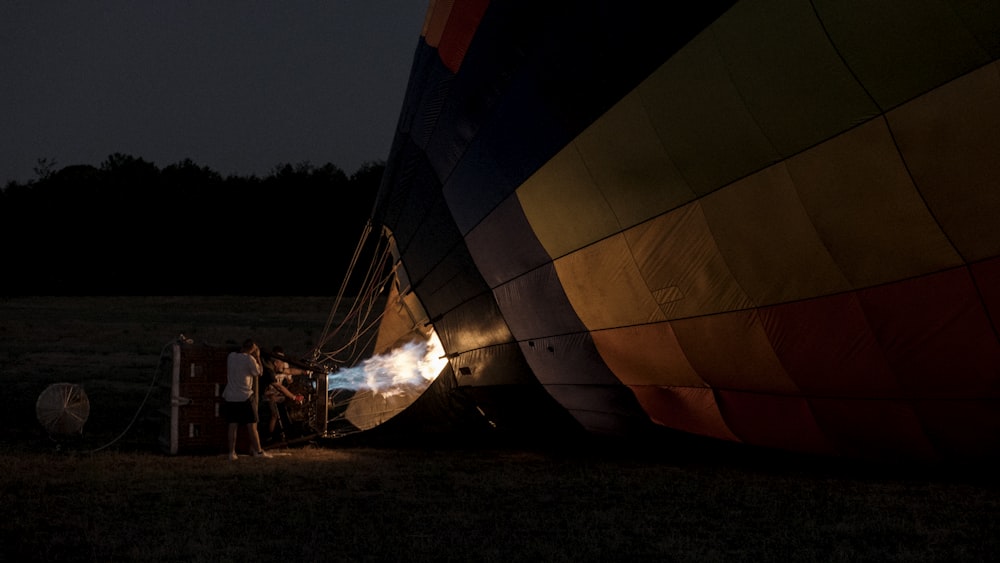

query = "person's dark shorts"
[{"left": 222, "top": 398, "right": 258, "bottom": 424}]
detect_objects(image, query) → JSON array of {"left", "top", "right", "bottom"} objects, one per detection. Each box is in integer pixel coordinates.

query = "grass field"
[{"left": 1, "top": 296, "right": 998, "bottom": 562}]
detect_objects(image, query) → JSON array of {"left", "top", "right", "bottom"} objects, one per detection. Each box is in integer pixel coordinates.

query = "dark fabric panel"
[
  {"left": 971, "top": 256, "right": 1000, "bottom": 335},
  {"left": 441, "top": 78, "right": 568, "bottom": 234},
  {"left": 373, "top": 40, "right": 451, "bottom": 229},
  {"left": 417, "top": 241, "right": 492, "bottom": 317},
  {"left": 395, "top": 39, "right": 453, "bottom": 145},
  {"left": 408, "top": 61, "right": 455, "bottom": 151},
  {"left": 458, "top": 384, "right": 586, "bottom": 440},
  {"left": 423, "top": 1, "right": 543, "bottom": 187},
  {"left": 375, "top": 136, "right": 442, "bottom": 242},
  {"left": 544, "top": 384, "right": 655, "bottom": 436},
  {"left": 450, "top": 341, "right": 536, "bottom": 388},
  {"left": 398, "top": 192, "right": 462, "bottom": 287},
  {"left": 494, "top": 263, "right": 587, "bottom": 341},
  {"left": 439, "top": 1, "right": 737, "bottom": 234},
  {"left": 432, "top": 292, "right": 516, "bottom": 355},
  {"left": 809, "top": 398, "right": 937, "bottom": 461},
  {"left": 464, "top": 194, "right": 551, "bottom": 287},
  {"left": 518, "top": 332, "right": 630, "bottom": 387},
  {"left": 857, "top": 266, "right": 1000, "bottom": 399},
  {"left": 912, "top": 399, "right": 1000, "bottom": 461}
]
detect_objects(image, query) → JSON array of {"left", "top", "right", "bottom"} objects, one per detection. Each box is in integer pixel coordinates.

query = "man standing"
[{"left": 222, "top": 338, "right": 271, "bottom": 460}]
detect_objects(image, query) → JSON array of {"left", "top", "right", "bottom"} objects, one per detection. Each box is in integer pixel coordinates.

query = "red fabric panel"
[
  {"left": 971, "top": 256, "right": 1000, "bottom": 335},
  {"left": 715, "top": 390, "right": 837, "bottom": 455},
  {"left": 437, "top": 0, "right": 490, "bottom": 72},
  {"left": 912, "top": 399, "right": 1000, "bottom": 460},
  {"left": 629, "top": 385, "right": 739, "bottom": 442},
  {"left": 758, "top": 293, "right": 900, "bottom": 397},
  {"left": 672, "top": 309, "right": 799, "bottom": 394},
  {"left": 857, "top": 267, "right": 1000, "bottom": 399},
  {"left": 809, "top": 399, "right": 937, "bottom": 461}
]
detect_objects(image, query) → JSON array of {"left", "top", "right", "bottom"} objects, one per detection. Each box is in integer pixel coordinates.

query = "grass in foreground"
[
  {"left": 2, "top": 296, "right": 997, "bottom": 561},
  {"left": 1, "top": 440, "right": 997, "bottom": 563}
]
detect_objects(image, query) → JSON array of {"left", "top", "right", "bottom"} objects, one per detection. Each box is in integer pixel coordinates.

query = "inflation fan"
[{"left": 36, "top": 382, "right": 90, "bottom": 437}]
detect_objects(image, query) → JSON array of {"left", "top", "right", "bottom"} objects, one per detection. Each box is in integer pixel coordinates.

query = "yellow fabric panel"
[
  {"left": 421, "top": 0, "right": 454, "bottom": 48},
  {"left": 786, "top": 119, "right": 963, "bottom": 288},
  {"left": 640, "top": 31, "right": 778, "bottom": 195},
  {"left": 625, "top": 202, "right": 753, "bottom": 320},
  {"left": 813, "top": 0, "right": 995, "bottom": 110},
  {"left": 590, "top": 324, "right": 707, "bottom": 387},
  {"left": 701, "top": 164, "right": 850, "bottom": 307},
  {"left": 887, "top": 61, "right": 1000, "bottom": 262},
  {"left": 573, "top": 89, "right": 696, "bottom": 229},
  {"left": 373, "top": 283, "right": 418, "bottom": 355},
  {"left": 710, "top": 0, "right": 879, "bottom": 157},
  {"left": 553, "top": 234, "right": 666, "bottom": 330},
  {"left": 516, "top": 146, "right": 620, "bottom": 259}
]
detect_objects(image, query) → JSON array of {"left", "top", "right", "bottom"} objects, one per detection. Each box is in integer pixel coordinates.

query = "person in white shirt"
[{"left": 221, "top": 338, "right": 271, "bottom": 460}]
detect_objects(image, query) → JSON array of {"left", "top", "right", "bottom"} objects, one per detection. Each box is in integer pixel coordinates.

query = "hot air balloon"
[{"left": 336, "top": 0, "right": 1000, "bottom": 461}]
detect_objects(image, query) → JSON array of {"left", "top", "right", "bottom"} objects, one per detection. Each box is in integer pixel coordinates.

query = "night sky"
[{"left": 1, "top": 2, "right": 429, "bottom": 184}]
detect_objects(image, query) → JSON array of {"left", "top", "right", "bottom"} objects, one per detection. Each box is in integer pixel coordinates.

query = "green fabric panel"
[
  {"left": 814, "top": 0, "right": 995, "bottom": 110},
  {"left": 888, "top": 61, "right": 1000, "bottom": 262},
  {"left": 786, "top": 119, "right": 962, "bottom": 289},
  {"left": 573, "top": 89, "right": 696, "bottom": 229},
  {"left": 700, "top": 164, "right": 850, "bottom": 307},
  {"left": 639, "top": 31, "right": 778, "bottom": 196},
  {"left": 949, "top": 0, "right": 1000, "bottom": 58},
  {"left": 553, "top": 234, "right": 666, "bottom": 330},
  {"left": 516, "top": 145, "right": 619, "bottom": 259},
  {"left": 711, "top": 0, "right": 879, "bottom": 157},
  {"left": 625, "top": 202, "right": 753, "bottom": 321}
]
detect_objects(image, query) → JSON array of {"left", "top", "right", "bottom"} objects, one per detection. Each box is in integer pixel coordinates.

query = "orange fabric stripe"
[{"left": 436, "top": 0, "right": 490, "bottom": 72}]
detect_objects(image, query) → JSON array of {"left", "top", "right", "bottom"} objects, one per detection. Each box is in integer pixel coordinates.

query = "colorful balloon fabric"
[{"left": 374, "top": 0, "right": 1000, "bottom": 460}]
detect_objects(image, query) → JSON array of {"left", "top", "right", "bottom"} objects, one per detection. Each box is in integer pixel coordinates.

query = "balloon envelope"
[{"left": 374, "top": 0, "right": 1000, "bottom": 460}]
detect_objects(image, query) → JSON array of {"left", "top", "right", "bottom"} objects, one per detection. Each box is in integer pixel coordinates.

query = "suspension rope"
[
  {"left": 313, "top": 222, "right": 396, "bottom": 368},
  {"left": 82, "top": 339, "right": 176, "bottom": 454}
]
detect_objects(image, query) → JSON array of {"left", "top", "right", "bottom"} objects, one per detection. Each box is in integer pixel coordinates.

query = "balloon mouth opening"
[{"left": 324, "top": 330, "right": 448, "bottom": 433}]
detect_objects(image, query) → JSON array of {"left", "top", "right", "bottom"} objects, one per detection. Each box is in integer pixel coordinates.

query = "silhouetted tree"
[{"left": 1, "top": 155, "right": 387, "bottom": 295}]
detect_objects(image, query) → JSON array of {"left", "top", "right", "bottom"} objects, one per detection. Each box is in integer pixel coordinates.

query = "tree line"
[{"left": 1, "top": 155, "right": 385, "bottom": 296}]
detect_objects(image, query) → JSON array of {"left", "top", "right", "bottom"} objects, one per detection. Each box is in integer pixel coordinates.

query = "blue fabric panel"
[
  {"left": 432, "top": 292, "right": 517, "bottom": 354},
  {"left": 399, "top": 192, "right": 462, "bottom": 287},
  {"left": 417, "top": 242, "right": 492, "bottom": 318},
  {"left": 518, "top": 332, "right": 622, "bottom": 386},
  {"left": 494, "top": 262, "right": 586, "bottom": 341},
  {"left": 463, "top": 194, "right": 551, "bottom": 289},
  {"left": 544, "top": 383, "right": 652, "bottom": 435},
  {"left": 440, "top": 1, "right": 738, "bottom": 234}
]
